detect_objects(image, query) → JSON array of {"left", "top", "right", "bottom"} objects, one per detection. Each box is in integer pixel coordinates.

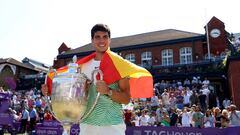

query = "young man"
[
  {"left": 79, "top": 23, "right": 154, "bottom": 135},
  {"left": 43, "top": 24, "right": 153, "bottom": 135},
  {"left": 79, "top": 24, "right": 131, "bottom": 135}
]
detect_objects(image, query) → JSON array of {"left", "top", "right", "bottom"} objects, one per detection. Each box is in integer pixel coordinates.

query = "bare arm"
[{"left": 96, "top": 78, "right": 130, "bottom": 104}]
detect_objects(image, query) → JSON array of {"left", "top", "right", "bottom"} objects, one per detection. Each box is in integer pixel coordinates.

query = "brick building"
[
  {"left": 0, "top": 57, "right": 49, "bottom": 91},
  {"left": 0, "top": 58, "right": 39, "bottom": 90},
  {"left": 53, "top": 16, "right": 240, "bottom": 108}
]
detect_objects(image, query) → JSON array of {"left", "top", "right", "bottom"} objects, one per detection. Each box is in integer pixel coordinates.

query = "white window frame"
[
  {"left": 141, "top": 51, "right": 152, "bottom": 65},
  {"left": 180, "top": 47, "right": 192, "bottom": 64},
  {"left": 125, "top": 53, "right": 135, "bottom": 63},
  {"left": 162, "top": 49, "right": 173, "bottom": 66}
]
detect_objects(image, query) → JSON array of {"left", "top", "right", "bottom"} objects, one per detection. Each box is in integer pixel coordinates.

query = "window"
[
  {"left": 162, "top": 49, "right": 173, "bottom": 66},
  {"left": 141, "top": 51, "right": 152, "bottom": 66},
  {"left": 125, "top": 53, "right": 135, "bottom": 63},
  {"left": 180, "top": 47, "right": 192, "bottom": 64}
]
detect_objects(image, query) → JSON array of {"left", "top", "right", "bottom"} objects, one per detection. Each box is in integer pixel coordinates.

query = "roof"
[
  {"left": 22, "top": 57, "right": 49, "bottom": 72},
  {"left": 60, "top": 29, "right": 203, "bottom": 56},
  {"left": 0, "top": 58, "right": 39, "bottom": 71},
  {"left": 207, "top": 16, "right": 224, "bottom": 26}
]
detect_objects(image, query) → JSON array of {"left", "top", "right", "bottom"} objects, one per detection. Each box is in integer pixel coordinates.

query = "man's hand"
[
  {"left": 95, "top": 80, "right": 109, "bottom": 95},
  {"left": 41, "top": 84, "right": 48, "bottom": 96},
  {"left": 95, "top": 78, "right": 130, "bottom": 104}
]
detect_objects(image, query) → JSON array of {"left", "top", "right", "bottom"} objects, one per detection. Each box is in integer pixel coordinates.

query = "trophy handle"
[
  {"left": 91, "top": 68, "right": 103, "bottom": 83},
  {"left": 81, "top": 68, "right": 103, "bottom": 121}
]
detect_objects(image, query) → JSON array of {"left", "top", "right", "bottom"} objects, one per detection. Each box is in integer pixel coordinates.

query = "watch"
[{"left": 107, "top": 89, "right": 113, "bottom": 96}]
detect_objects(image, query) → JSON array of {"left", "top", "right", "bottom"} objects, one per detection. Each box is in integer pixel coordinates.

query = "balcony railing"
[{"left": 143, "top": 58, "right": 225, "bottom": 79}]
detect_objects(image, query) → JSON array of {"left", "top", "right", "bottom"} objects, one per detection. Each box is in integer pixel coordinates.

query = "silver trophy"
[{"left": 45, "top": 55, "right": 102, "bottom": 134}]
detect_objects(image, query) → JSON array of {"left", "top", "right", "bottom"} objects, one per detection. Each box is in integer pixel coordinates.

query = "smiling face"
[{"left": 92, "top": 31, "right": 111, "bottom": 59}]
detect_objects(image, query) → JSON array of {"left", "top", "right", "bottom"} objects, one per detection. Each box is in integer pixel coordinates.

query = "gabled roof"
[
  {"left": 208, "top": 16, "right": 224, "bottom": 25},
  {"left": 0, "top": 58, "right": 39, "bottom": 71},
  {"left": 58, "top": 42, "right": 71, "bottom": 54},
  {"left": 22, "top": 57, "right": 49, "bottom": 72},
  {"left": 60, "top": 29, "right": 203, "bottom": 56}
]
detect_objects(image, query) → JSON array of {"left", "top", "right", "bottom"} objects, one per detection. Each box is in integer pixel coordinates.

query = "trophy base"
[
  {"left": 62, "top": 124, "right": 71, "bottom": 135},
  {"left": 51, "top": 100, "right": 86, "bottom": 123}
]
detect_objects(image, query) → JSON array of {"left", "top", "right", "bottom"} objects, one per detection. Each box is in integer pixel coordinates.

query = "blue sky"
[{"left": 0, "top": 0, "right": 239, "bottom": 65}]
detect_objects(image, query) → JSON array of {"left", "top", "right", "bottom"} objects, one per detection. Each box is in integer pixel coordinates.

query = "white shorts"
[{"left": 79, "top": 123, "right": 126, "bottom": 135}]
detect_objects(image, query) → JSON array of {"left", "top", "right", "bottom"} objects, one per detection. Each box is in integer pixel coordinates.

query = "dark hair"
[{"left": 91, "top": 24, "right": 111, "bottom": 39}]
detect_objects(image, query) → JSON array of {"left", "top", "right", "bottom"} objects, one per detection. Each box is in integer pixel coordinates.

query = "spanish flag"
[{"left": 46, "top": 49, "right": 153, "bottom": 98}]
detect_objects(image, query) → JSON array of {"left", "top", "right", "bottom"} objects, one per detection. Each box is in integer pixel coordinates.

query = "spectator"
[
  {"left": 186, "top": 87, "right": 192, "bottom": 96},
  {"left": 155, "top": 104, "right": 166, "bottom": 126},
  {"left": 222, "top": 98, "right": 231, "bottom": 109},
  {"left": 183, "top": 90, "right": 191, "bottom": 107},
  {"left": 204, "top": 109, "right": 215, "bottom": 128},
  {"left": 170, "top": 107, "right": 179, "bottom": 126},
  {"left": 169, "top": 93, "right": 176, "bottom": 109},
  {"left": 229, "top": 104, "right": 240, "bottom": 127},
  {"left": 150, "top": 92, "right": 159, "bottom": 111},
  {"left": 160, "top": 80, "right": 167, "bottom": 93},
  {"left": 192, "top": 106, "right": 204, "bottom": 128},
  {"left": 181, "top": 107, "right": 191, "bottom": 127},
  {"left": 131, "top": 111, "right": 140, "bottom": 126},
  {"left": 154, "top": 82, "right": 160, "bottom": 94},
  {"left": 214, "top": 107, "right": 222, "bottom": 128},
  {"left": 20, "top": 106, "right": 29, "bottom": 133},
  {"left": 38, "top": 108, "right": 45, "bottom": 123},
  {"left": 161, "top": 89, "right": 170, "bottom": 109},
  {"left": 9, "top": 108, "right": 20, "bottom": 122},
  {"left": 202, "top": 77, "right": 210, "bottom": 87},
  {"left": 148, "top": 112, "right": 157, "bottom": 126},
  {"left": 35, "top": 96, "right": 42, "bottom": 109},
  {"left": 124, "top": 109, "right": 133, "bottom": 126},
  {"left": 161, "top": 110, "right": 170, "bottom": 127},
  {"left": 190, "top": 91, "right": 199, "bottom": 106},
  {"left": 177, "top": 80, "right": 183, "bottom": 90},
  {"left": 20, "top": 97, "right": 29, "bottom": 110},
  {"left": 201, "top": 85, "right": 210, "bottom": 97},
  {"left": 198, "top": 91, "right": 207, "bottom": 113},
  {"left": 183, "top": 78, "right": 191, "bottom": 88},
  {"left": 175, "top": 91, "right": 184, "bottom": 110},
  {"left": 191, "top": 77, "right": 198, "bottom": 87},
  {"left": 139, "top": 110, "right": 149, "bottom": 126},
  {"left": 29, "top": 105, "right": 38, "bottom": 131},
  {"left": 208, "top": 90, "right": 217, "bottom": 109},
  {"left": 189, "top": 105, "right": 196, "bottom": 127},
  {"left": 221, "top": 109, "right": 230, "bottom": 128}
]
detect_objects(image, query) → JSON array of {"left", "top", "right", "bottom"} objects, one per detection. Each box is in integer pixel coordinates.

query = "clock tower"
[{"left": 205, "top": 16, "right": 228, "bottom": 57}]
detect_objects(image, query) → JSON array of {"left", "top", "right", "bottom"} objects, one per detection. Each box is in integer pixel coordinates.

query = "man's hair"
[{"left": 91, "top": 24, "right": 111, "bottom": 39}]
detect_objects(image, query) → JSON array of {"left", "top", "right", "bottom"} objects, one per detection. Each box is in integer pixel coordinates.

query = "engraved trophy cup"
[{"left": 45, "top": 55, "right": 102, "bottom": 135}]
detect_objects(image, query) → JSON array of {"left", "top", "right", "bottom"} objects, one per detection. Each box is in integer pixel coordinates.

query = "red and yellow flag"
[{"left": 46, "top": 49, "right": 153, "bottom": 98}]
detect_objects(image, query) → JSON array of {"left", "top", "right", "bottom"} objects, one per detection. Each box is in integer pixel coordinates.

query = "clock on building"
[{"left": 210, "top": 28, "right": 221, "bottom": 38}]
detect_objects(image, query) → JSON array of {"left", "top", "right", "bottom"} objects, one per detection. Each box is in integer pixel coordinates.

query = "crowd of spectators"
[
  {"left": 0, "top": 87, "right": 54, "bottom": 134},
  {"left": 1, "top": 76, "right": 240, "bottom": 134},
  {"left": 123, "top": 77, "right": 240, "bottom": 128}
]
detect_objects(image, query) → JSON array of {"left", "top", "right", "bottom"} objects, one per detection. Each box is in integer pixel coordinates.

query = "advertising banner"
[{"left": 126, "top": 126, "right": 240, "bottom": 135}]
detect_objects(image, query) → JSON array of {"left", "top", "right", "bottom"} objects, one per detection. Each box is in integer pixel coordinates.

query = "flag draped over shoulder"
[{"left": 46, "top": 49, "right": 153, "bottom": 98}]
